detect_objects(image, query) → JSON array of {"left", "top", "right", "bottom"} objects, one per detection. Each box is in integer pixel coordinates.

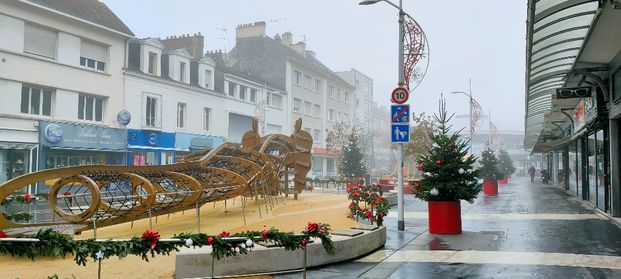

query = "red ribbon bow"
[
  {"left": 305, "top": 222, "right": 319, "bottom": 234},
  {"left": 0, "top": 230, "right": 8, "bottom": 238},
  {"left": 219, "top": 231, "right": 230, "bottom": 237},
  {"left": 142, "top": 229, "right": 161, "bottom": 250}
]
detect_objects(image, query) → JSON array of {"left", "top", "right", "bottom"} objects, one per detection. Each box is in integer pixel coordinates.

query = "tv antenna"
[{"left": 216, "top": 27, "right": 228, "bottom": 53}]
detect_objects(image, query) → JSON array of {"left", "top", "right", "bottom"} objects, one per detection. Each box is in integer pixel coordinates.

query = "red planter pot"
[
  {"left": 428, "top": 201, "right": 461, "bottom": 234},
  {"left": 498, "top": 177, "right": 508, "bottom": 185},
  {"left": 483, "top": 179, "right": 498, "bottom": 195}
]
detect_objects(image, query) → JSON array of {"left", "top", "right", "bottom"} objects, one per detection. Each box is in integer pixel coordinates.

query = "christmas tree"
[
  {"left": 412, "top": 97, "right": 481, "bottom": 202},
  {"left": 339, "top": 129, "right": 367, "bottom": 178},
  {"left": 497, "top": 149, "right": 516, "bottom": 177},
  {"left": 479, "top": 147, "right": 503, "bottom": 180}
]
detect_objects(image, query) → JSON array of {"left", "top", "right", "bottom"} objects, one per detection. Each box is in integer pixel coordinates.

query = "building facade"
[
  {"left": 225, "top": 22, "right": 355, "bottom": 178},
  {"left": 0, "top": 0, "right": 133, "bottom": 192}
]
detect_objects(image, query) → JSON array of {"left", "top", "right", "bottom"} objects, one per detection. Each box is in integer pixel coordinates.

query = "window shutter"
[
  {"left": 81, "top": 40, "right": 107, "bottom": 62},
  {"left": 24, "top": 24, "right": 57, "bottom": 58}
]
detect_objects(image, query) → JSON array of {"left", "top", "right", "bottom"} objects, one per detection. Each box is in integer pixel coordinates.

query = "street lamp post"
[
  {"left": 450, "top": 78, "right": 474, "bottom": 155},
  {"left": 360, "top": 0, "right": 406, "bottom": 231}
]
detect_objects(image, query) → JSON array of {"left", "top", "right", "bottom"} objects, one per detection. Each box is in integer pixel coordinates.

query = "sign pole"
[{"left": 397, "top": 0, "right": 406, "bottom": 232}]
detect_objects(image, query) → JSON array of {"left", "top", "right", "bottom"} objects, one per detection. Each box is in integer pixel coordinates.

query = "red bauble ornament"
[
  {"left": 261, "top": 230, "right": 269, "bottom": 239},
  {"left": 0, "top": 230, "right": 7, "bottom": 238},
  {"left": 207, "top": 237, "right": 215, "bottom": 245},
  {"left": 300, "top": 239, "right": 308, "bottom": 247},
  {"left": 24, "top": 193, "right": 32, "bottom": 203},
  {"left": 435, "top": 160, "right": 443, "bottom": 166}
]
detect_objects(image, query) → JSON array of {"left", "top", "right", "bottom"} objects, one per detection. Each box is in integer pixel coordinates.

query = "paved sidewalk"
[{"left": 276, "top": 176, "right": 621, "bottom": 278}]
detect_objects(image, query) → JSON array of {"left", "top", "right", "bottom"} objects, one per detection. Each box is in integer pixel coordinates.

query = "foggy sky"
[{"left": 102, "top": 0, "right": 526, "bottom": 133}]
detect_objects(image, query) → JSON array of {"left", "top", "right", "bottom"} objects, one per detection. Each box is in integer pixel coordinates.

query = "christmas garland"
[
  {"left": 3, "top": 212, "right": 33, "bottom": 222},
  {"left": 0, "top": 222, "right": 336, "bottom": 266},
  {"left": 1, "top": 193, "right": 48, "bottom": 206},
  {"left": 346, "top": 182, "right": 389, "bottom": 226}
]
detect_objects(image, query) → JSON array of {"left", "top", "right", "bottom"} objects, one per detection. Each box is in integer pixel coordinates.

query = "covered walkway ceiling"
[{"left": 525, "top": 0, "right": 599, "bottom": 150}]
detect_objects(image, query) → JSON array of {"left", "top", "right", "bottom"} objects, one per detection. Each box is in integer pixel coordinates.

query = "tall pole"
[
  {"left": 397, "top": 0, "right": 405, "bottom": 232},
  {"left": 468, "top": 78, "right": 473, "bottom": 155}
]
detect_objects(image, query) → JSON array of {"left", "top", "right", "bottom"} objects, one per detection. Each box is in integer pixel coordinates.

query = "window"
[
  {"left": 304, "top": 75, "right": 312, "bottom": 88},
  {"left": 294, "top": 70, "right": 302, "bottom": 85},
  {"left": 24, "top": 24, "right": 57, "bottom": 59},
  {"left": 328, "top": 85, "right": 335, "bottom": 98},
  {"left": 270, "top": 94, "right": 283, "bottom": 108},
  {"left": 304, "top": 101, "right": 312, "bottom": 115},
  {"left": 179, "top": 62, "right": 186, "bottom": 82},
  {"left": 21, "top": 85, "right": 52, "bottom": 116},
  {"left": 144, "top": 95, "right": 160, "bottom": 128},
  {"left": 328, "top": 108, "right": 334, "bottom": 121},
  {"left": 203, "top": 107, "right": 211, "bottom": 131},
  {"left": 227, "top": 81, "right": 236, "bottom": 97},
  {"left": 345, "top": 92, "right": 350, "bottom": 103},
  {"left": 161, "top": 152, "right": 174, "bottom": 165},
  {"left": 148, "top": 52, "right": 158, "bottom": 75},
  {"left": 205, "top": 69, "right": 213, "bottom": 89},
  {"left": 313, "top": 129, "right": 321, "bottom": 142},
  {"left": 293, "top": 98, "right": 302, "bottom": 113},
  {"left": 250, "top": 89, "right": 257, "bottom": 103},
  {"left": 239, "top": 85, "right": 247, "bottom": 100},
  {"left": 80, "top": 40, "right": 107, "bottom": 71},
  {"left": 177, "top": 102, "right": 186, "bottom": 128},
  {"left": 78, "top": 94, "right": 103, "bottom": 121},
  {"left": 313, "top": 104, "right": 321, "bottom": 117},
  {"left": 314, "top": 79, "right": 322, "bottom": 92},
  {"left": 337, "top": 88, "right": 342, "bottom": 100},
  {"left": 337, "top": 111, "right": 342, "bottom": 122}
]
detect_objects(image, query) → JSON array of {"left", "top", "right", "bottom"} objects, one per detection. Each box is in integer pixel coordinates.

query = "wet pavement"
[{"left": 276, "top": 176, "right": 621, "bottom": 278}]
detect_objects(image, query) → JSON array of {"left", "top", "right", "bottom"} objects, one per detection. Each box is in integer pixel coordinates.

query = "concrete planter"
[{"left": 175, "top": 226, "right": 386, "bottom": 278}]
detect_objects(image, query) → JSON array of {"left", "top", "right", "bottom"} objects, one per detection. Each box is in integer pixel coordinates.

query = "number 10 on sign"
[{"left": 391, "top": 87, "right": 409, "bottom": 104}]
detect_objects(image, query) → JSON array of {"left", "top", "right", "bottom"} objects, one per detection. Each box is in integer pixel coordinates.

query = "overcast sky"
[{"left": 102, "top": 0, "right": 526, "bottom": 133}]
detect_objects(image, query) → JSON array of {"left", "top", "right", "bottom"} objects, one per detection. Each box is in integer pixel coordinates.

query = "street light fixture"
[
  {"left": 450, "top": 79, "right": 474, "bottom": 155},
  {"left": 359, "top": 0, "right": 407, "bottom": 232}
]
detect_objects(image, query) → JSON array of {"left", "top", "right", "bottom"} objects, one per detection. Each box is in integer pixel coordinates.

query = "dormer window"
[
  {"left": 179, "top": 62, "right": 186, "bottom": 82},
  {"left": 148, "top": 52, "right": 158, "bottom": 75},
  {"left": 205, "top": 69, "right": 213, "bottom": 89}
]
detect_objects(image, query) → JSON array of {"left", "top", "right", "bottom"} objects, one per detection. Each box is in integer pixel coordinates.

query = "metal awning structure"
[{"left": 525, "top": 0, "right": 600, "bottom": 150}]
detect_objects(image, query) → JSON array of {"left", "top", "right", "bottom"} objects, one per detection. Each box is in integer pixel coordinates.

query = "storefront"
[
  {"left": 174, "top": 132, "right": 224, "bottom": 157},
  {"left": 0, "top": 129, "right": 39, "bottom": 193},
  {"left": 39, "top": 121, "right": 127, "bottom": 191},
  {"left": 311, "top": 147, "right": 340, "bottom": 178},
  {"left": 127, "top": 129, "right": 175, "bottom": 166}
]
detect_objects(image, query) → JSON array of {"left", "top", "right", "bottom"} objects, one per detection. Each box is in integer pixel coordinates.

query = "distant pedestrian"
[{"left": 528, "top": 165, "right": 536, "bottom": 182}]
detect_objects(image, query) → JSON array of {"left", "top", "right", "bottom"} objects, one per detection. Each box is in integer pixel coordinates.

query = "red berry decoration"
[
  {"left": 435, "top": 159, "right": 443, "bottom": 166},
  {"left": 261, "top": 230, "right": 269, "bottom": 239},
  {"left": 207, "top": 237, "right": 215, "bottom": 245},
  {"left": 219, "top": 231, "right": 230, "bottom": 237}
]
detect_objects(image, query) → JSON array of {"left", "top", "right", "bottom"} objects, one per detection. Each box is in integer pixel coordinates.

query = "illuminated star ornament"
[{"left": 95, "top": 250, "right": 104, "bottom": 260}]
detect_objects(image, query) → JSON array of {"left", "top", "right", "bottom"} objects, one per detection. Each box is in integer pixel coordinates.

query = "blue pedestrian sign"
[
  {"left": 391, "top": 105, "right": 410, "bottom": 123},
  {"left": 391, "top": 124, "right": 410, "bottom": 143}
]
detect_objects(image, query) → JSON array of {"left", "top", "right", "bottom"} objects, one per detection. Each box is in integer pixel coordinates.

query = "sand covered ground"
[{"left": 0, "top": 192, "right": 357, "bottom": 279}]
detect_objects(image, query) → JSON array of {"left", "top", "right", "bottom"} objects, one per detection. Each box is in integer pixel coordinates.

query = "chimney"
[
  {"left": 282, "top": 31, "right": 293, "bottom": 46},
  {"left": 236, "top": 21, "right": 266, "bottom": 38},
  {"left": 292, "top": 42, "right": 306, "bottom": 56},
  {"left": 305, "top": 50, "right": 315, "bottom": 58},
  {"left": 274, "top": 33, "right": 281, "bottom": 42},
  {"left": 160, "top": 33, "right": 205, "bottom": 58}
]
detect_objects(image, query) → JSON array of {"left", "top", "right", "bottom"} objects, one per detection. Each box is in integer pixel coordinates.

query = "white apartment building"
[
  {"left": 372, "top": 102, "right": 393, "bottom": 179},
  {"left": 0, "top": 0, "right": 133, "bottom": 189},
  {"left": 226, "top": 22, "right": 355, "bottom": 178},
  {"left": 124, "top": 34, "right": 288, "bottom": 166},
  {"left": 336, "top": 69, "right": 375, "bottom": 168}
]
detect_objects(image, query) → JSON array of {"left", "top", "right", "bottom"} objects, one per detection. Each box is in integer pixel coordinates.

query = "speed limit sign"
[{"left": 391, "top": 87, "right": 409, "bottom": 104}]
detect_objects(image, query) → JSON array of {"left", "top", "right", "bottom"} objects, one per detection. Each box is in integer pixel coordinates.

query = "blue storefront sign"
[
  {"left": 40, "top": 121, "right": 127, "bottom": 150},
  {"left": 127, "top": 129, "right": 176, "bottom": 166},
  {"left": 175, "top": 132, "right": 225, "bottom": 153}
]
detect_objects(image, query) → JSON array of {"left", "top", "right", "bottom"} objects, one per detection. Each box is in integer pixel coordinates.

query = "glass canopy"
[{"left": 525, "top": 0, "right": 598, "bottom": 149}]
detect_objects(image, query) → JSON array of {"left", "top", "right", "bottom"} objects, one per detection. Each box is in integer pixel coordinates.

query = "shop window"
[
  {"left": 21, "top": 85, "right": 52, "bottom": 116},
  {"left": 132, "top": 151, "right": 157, "bottom": 166},
  {"left": 78, "top": 94, "right": 103, "bottom": 122},
  {"left": 80, "top": 40, "right": 107, "bottom": 71},
  {"left": 596, "top": 130, "right": 606, "bottom": 211},
  {"left": 161, "top": 152, "right": 174, "bottom": 165},
  {"left": 0, "top": 150, "right": 29, "bottom": 184},
  {"left": 24, "top": 23, "right": 57, "bottom": 59},
  {"left": 588, "top": 133, "right": 596, "bottom": 204}
]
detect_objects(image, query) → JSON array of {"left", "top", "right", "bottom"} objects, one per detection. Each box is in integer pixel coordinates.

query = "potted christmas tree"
[
  {"left": 479, "top": 147, "right": 502, "bottom": 195},
  {"left": 497, "top": 149, "right": 515, "bottom": 184},
  {"left": 412, "top": 98, "right": 480, "bottom": 234}
]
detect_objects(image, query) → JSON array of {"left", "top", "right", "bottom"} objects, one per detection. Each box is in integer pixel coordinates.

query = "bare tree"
[{"left": 326, "top": 120, "right": 372, "bottom": 168}]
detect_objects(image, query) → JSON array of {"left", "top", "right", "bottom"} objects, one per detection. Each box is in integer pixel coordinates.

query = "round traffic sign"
[{"left": 391, "top": 87, "right": 410, "bottom": 104}]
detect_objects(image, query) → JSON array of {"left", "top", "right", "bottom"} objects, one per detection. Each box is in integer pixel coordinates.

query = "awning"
[
  {"left": 530, "top": 126, "right": 588, "bottom": 154},
  {"left": 525, "top": 0, "right": 599, "bottom": 150}
]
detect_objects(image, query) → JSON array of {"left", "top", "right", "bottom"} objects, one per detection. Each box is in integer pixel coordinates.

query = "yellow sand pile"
[{"left": 0, "top": 192, "right": 357, "bottom": 279}]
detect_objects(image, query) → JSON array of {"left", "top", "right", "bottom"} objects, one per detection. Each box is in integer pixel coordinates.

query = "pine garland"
[
  {"left": 0, "top": 222, "right": 336, "bottom": 266},
  {"left": 347, "top": 182, "right": 389, "bottom": 226}
]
